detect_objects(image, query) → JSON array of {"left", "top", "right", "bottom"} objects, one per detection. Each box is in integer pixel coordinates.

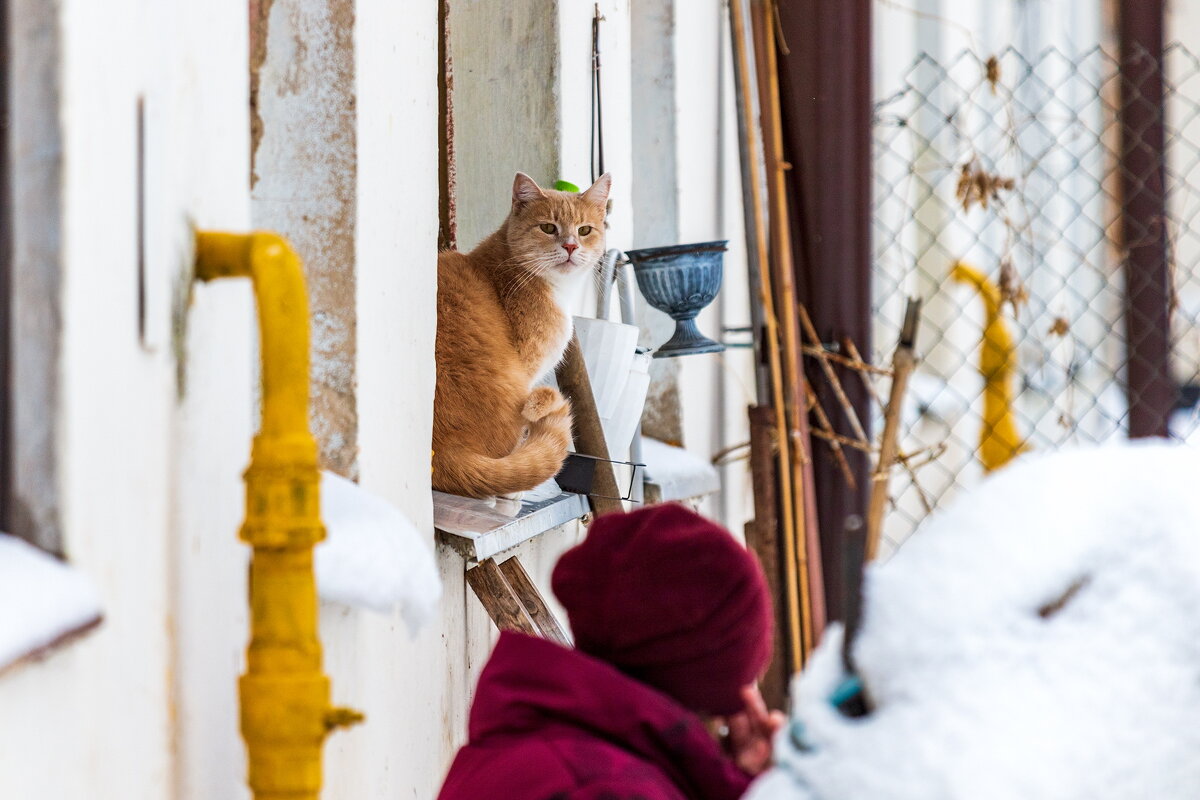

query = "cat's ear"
[
  {"left": 581, "top": 172, "right": 612, "bottom": 209},
  {"left": 512, "top": 173, "right": 546, "bottom": 208}
]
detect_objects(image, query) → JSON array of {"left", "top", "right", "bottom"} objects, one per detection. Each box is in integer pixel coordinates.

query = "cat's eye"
[
  {"left": 578, "top": 225, "right": 593, "bottom": 236},
  {"left": 539, "top": 223, "right": 557, "bottom": 235}
]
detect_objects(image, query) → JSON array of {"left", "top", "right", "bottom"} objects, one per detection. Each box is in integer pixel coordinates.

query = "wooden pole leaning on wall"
[
  {"left": 729, "top": 0, "right": 803, "bottom": 681},
  {"left": 749, "top": 0, "right": 827, "bottom": 664},
  {"left": 864, "top": 298, "right": 921, "bottom": 562}
]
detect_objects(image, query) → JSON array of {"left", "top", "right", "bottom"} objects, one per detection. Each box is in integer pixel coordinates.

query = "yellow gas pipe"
[
  {"left": 951, "top": 261, "right": 1029, "bottom": 472},
  {"left": 194, "top": 231, "right": 362, "bottom": 800}
]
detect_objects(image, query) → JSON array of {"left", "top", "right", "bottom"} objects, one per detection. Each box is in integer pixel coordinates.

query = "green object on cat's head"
[{"left": 553, "top": 180, "right": 581, "bottom": 193}]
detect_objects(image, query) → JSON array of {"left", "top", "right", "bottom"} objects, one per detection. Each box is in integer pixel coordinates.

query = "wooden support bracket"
[{"left": 466, "top": 556, "right": 570, "bottom": 646}]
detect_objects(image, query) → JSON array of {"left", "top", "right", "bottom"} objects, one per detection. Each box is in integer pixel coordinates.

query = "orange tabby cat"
[{"left": 433, "top": 172, "right": 612, "bottom": 498}]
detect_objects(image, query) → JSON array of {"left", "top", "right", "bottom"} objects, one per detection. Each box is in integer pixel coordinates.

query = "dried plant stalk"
[
  {"left": 798, "top": 305, "right": 870, "bottom": 446},
  {"left": 866, "top": 299, "right": 922, "bottom": 561},
  {"left": 805, "top": 386, "right": 857, "bottom": 488},
  {"left": 842, "top": 338, "right": 935, "bottom": 515}
]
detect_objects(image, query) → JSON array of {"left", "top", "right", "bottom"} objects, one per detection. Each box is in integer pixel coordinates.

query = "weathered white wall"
[
  {"left": 321, "top": 0, "right": 450, "bottom": 796},
  {"left": 0, "top": 1, "right": 760, "bottom": 796},
  {"left": 0, "top": 1, "right": 253, "bottom": 799},
  {"left": 448, "top": 0, "right": 562, "bottom": 250},
  {"left": 628, "top": 0, "right": 754, "bottom": 530},
  {"left": 252, "top": 0, "right": 359, "bottom": 478}
]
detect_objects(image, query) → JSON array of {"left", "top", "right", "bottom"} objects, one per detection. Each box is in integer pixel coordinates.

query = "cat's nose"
[{"left": 563, "top": 242, "right": 579, "bottom": 256}]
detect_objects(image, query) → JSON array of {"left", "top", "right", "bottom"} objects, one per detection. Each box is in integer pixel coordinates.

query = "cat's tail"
[{"left": 433, "top": 409, "right": 574, "bottom": 499}]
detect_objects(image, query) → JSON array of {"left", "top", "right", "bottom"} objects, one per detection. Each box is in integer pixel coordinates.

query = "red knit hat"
[{"left": 551, "top": 503, "right": 773, "bottom": 716}]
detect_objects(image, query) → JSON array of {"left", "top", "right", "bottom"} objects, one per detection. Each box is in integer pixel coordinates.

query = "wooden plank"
[
  {"left": 555, "top": 333, "right": 624, "bottom": 516},
  {"left": 497, "top": 557, "right": 570, "bottom": 646},
  {"left": 746, "top": 405, "right": 788, "bottom": 708},
  {"left": 465, "top": 558, "right": 538, "bottom": 638}
]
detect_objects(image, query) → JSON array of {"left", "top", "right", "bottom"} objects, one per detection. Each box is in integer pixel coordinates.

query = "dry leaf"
[
  {"left": 1048, "top": 317, "right": 1070, "bottom": 337},
  {"left": 998, "top": 259, "right": 1029, "bottom": 316},
  {"left": 985, "top": 55, "right": 1001, "bottom": 93},
  {"left": 955, "top": 158, "right": 1015, "bottom": 213}
]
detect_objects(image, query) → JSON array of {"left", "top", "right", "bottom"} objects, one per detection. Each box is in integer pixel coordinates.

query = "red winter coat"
[{"left": 438, "top": 632, "right": 755, "bottom": 800}]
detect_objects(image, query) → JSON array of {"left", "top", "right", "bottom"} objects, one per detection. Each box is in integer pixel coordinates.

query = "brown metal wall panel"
[
  {"left": 1119, "top": 0, "right": 1173, "bottom": 438},
  {"left": 776, "top": 0, "right": 872, "bottom": 622}
]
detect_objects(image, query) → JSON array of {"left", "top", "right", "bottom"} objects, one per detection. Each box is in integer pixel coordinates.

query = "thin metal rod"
[
  {"left": 595, "top": 248, "right": 620, "bottom": 319},
  {"left": 616, "top": 256, "right": 637, "bottom": 329},
  {"left": 729, "top": 0, "right": 771, "bottom": 404}
]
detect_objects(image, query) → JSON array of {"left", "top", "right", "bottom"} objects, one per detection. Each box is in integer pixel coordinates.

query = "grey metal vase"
[{"left": 625, "top": 240, "right": 727, "bottom": 358}]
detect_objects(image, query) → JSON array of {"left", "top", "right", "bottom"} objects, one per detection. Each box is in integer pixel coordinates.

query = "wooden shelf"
[{"left": 434, "top": 490, "right": 589, "bottom": 563}]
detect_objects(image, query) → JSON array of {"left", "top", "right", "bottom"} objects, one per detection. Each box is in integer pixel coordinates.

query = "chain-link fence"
[{"left": 872, "top": 44, "right": 1200, "bottom": 552}]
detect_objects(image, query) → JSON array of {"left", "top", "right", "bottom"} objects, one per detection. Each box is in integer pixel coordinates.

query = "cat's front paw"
[{"left": 522, "top": 386, "right": 569, "bottom": 423}]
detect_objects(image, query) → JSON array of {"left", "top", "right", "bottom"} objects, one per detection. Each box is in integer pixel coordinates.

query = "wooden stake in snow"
[{"left": 865, "top": 298, "right": 922, "bottom": 562}]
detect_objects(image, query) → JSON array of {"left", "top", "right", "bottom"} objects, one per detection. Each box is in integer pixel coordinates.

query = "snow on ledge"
[
  {"left": 642, "top": 437, "right": 720, "bottom": 502},
  {"left": 316, "top": 471, "right": 442, "bottom": 634},
  {"left": 0, "top": 533, "right": 102, "bottom": 673}
]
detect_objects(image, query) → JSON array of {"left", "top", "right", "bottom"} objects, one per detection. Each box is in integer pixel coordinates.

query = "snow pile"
[
  {"left": 751, "top": 441, "right": 1200, "bottom": 800},
  {"left": 0, "top": 533, "right": 102, "bottom": 671},
  {"left": 642, "top": 437, "right": 719, "bottom": 499},
  {"left": 316, "top": 471, "right": 442, "bottom": 634}
]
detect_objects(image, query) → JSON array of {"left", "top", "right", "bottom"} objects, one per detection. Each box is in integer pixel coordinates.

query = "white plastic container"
[
  {"left": 572, "top": 316, "right": 639, "bottom": 419},
  {"left": 572, "top": 316, "right": 650, "bottom": 455}
]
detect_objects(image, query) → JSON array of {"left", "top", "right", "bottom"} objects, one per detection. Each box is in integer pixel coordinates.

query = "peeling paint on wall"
[
  {"left": 252, "top": 0, "right": 359, "bottom": 478},
  {"left": 249, "top": 0, "right": 276, "bottom": 186}
]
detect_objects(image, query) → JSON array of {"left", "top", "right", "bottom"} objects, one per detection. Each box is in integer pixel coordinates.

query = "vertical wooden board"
[{"left": 746, "top": 405, "right": 789, "bottom": 708}]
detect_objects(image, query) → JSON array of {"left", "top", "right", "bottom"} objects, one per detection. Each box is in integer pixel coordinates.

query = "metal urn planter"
[{"left": 625, "top": 240, "right": 727, "bottom": 358}]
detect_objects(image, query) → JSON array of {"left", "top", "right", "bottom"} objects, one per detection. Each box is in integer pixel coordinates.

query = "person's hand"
[{"left": 724, "top": 684, "right": 786, "bottom": 775}]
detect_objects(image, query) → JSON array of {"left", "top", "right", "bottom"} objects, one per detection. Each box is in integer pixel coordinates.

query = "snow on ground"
[
  {"left": 316, "top": 471, "right": 442, "bottom": 633},
  {"left": 751, "top": 440, "right": 1200, "bottom": 800},
  {"left": 0, "top": 533, "right": 102, "bottom": 671}
]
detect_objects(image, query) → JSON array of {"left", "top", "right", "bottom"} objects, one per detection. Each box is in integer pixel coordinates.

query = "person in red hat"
[{"left": 437, "top": 503, "right": 783, "bottom": 800}]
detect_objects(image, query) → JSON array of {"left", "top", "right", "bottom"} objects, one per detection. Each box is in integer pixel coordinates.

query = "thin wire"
[{"left": 591, "top": 4, "right": 605, "bottom": 182}]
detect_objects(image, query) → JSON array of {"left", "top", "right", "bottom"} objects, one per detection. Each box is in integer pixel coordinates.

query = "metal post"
[
  {"left": 775, "top": 0, "right": 873, "bottom": 623},
  {"left": 1119, "top": 0, "right": 1173, "bottom": 438}
]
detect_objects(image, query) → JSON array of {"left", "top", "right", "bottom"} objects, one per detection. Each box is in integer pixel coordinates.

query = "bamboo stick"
[
  {"left": 751, "top": 0, "right": 822, "bottom": 663},
  {"left": 865, "top": 299, "right": 922, "bottom": 561},
  {"left": 803, "top": 344, "right": 896, "bottom": 377},
  {"left": 799, "top": 304, "right": 870, "bottom": 446},
  {"left": 804, "top": 385, "right": 857, "bottom": 487},
  {"left": 843, "top": 337, "right": 935, "bottom": 516},
  {"left": 729, "top": 0, "right": 804, "bottom": 672}
]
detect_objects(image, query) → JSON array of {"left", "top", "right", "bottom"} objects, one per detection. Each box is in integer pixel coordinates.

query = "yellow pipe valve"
[{"left": 195, "top": 231, "right": 362, "bottom": 800}]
